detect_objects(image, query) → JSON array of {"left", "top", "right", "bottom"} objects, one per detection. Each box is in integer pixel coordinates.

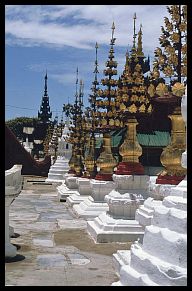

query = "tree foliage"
[{"left": 5, "top": 117, "right": 38, "bottom": 140}]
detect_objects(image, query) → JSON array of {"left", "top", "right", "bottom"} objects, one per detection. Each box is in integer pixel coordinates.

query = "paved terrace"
[{"left": 5, "top": 176, "right": 131, "bottom": 286}]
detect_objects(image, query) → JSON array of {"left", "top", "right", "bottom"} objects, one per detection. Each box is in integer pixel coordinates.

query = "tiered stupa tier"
[
  {"left": 94, "top": 22, "right": 119, "bottom": 181},
  {"left": 115, "top": 16, "right": 152, "bottom": 176}
]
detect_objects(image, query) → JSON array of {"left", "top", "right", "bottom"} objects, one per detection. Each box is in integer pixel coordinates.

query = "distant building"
[{"left": 33, "top": 72, "right": 53, "bottom": 156}]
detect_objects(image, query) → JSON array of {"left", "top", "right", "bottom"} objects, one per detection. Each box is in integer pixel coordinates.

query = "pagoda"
[
  {"left": 115, "top": 14, "right": 152, "bottom": 175},
  {"left": 94, "top": 22, "right": 119, "bottom": 181},
  {"left": 83, "top": 42, "right": 99, "bottom": 179},
  {"left": 68, "top": 68, "right": 84, "bottom": 177},
  {"left": 38, "top": 71, "right": 52, "bottom": 123},
  {"left": 32, "top": 72, "right": 53, "bottom": 157}
]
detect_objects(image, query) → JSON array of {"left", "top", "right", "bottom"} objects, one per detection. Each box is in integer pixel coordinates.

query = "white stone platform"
[
  {"left": 72, "top": 196, "right": 109, "bottom": 221},
  {"left": 57, "top": 176, "right": 79, "bottom": 202},
  {"left": 66, "top": 178, "right": 92, "bottom": 206},
  {"left": 87, "top": 190, "right": 144, "bottom": 243},
  {"left": 5, "top": 165, "right": 23, "bottom": 258},
  {"left": 87, "top": 212, "right": 144, "bottom": 243},
  {"left": 113, "top": 174, "right": 150, "bottom": 199},
  {"left": 112, "top": 184, "right": 187, "bottom": 286},
  {"left": 72, "top": 180, "right": 116, "bottom": 220},
  {"left": 66, "top": 178, "right": 91, "bottom": 207},
  {"left": 46, "top": 157, "right": 69, "bottom": 184}
]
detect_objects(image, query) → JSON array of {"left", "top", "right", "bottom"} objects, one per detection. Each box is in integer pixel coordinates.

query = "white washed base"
[
  {"left": 113, "top": 241, "right": 187, "bottom": 286},
  {"left": 66, "top": 193, "right": 89, "bottom": 206},
  {"left": 45, "top": 177, "right": 63, "bottom": 185},
  {"left": 5, "top": 242, "right": 17, "bottom": 258},
  {"left": 72, "top": 196, "right": 109, "bottom": 220},
  {"left": 112, "top": 192, "right": 187, "bottom": 286},
  {"left": 113, "top": 250, "right": 131, "bottom": 277},
  {"left": 57, "top": 184, "right": 79, "bottom": 202},
  {"left": 135, "top": 197, "right": 162, "bottom": 227},
  {"left": 87, "top": 212, "right": 144, "bottom": 243},
  {"left": 9, "top": 225, "right": 15, "bottom": 237},
  {"left": 113, "top": 174, "right": 150, "bottom": 199}
]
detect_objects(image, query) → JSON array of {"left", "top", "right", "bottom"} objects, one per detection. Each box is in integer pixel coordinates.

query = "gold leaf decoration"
[
  {"left": 101, "top": 119, "right": 107, "bottom": 126},
  {"left": 147, "top": 104, "right": 152, "bottom": 113},
  {"left": 172, "top": 82, "right": 185, "bottom": 97},
  {"left": 128, "top": 104, "right": 137, "bottom": 113},
  {"left": 115, "top": 119, "right": 120, "bottom": 126},
  {"left": 138, "top": 104, "right": 146, "bottom": 113},
  {"left": 156, "top": 83, "right": 168, "bottom": 96},
  {"left": 120, "top": 103, "right": 126, "bottom": 110},
  {"left": 170, "top": 32, "right": 180, "bottom": 43},
  {"left": 109, "top": 119, "right": 115, "bottom": 126},
  {"left": 148, "top": 84, "right": 156, "bottom": 97}
]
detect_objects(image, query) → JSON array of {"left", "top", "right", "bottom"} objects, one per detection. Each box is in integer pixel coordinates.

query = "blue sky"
[{"left": 5, "top": 5, "right": 169, "bottom": 121}]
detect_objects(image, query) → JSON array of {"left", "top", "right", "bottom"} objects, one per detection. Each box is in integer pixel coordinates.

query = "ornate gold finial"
[
  {"left": 137, "top": 24, "right": 144, "bottom": 57},
  {"left": 133, "top": 13, "right": 137, "bottom": 50},
  {"left": 125, "top": 50, "right": 129, "bottom": 66},
  {"left": 111, "top": 21, "right": 115, "bottom": 38}
]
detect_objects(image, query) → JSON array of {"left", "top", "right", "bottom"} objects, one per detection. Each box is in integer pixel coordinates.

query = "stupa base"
[
  {"left": 156, "top": 174, "right": 185, "bottom": 185},
  {"left": 115, "top": 162, "right": 144, "bottom": 175},
  {"left": 95, "top": 173, "right": 113, "bottom": 181}
]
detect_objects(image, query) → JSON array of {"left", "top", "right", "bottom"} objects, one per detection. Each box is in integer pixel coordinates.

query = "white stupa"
[
  {"left": 112, "top": 86, "right": 187, "bottom": 286},
  {"left": 46, "top": 123, "right": 72, "bottom": 184}
]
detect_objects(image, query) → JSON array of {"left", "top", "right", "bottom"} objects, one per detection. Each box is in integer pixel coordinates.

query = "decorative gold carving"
[
  {"left": 109, "top": 119, "right": 115, "bottom": 126},
  {"left": 96, "top": 133, "right": 117, "bottom": 175},
  {"left": 128, "top": 104, "right": 137, "bottom": 113},
  {"left": 159, "top": 106, "right": 186, "bottom": 176},
  {"left": 156, "top": 83, "right": 168, "bottom": 96},
  {"left": 138, "top": 104, "right": 146, "bottom": 113},
  {"left": 172, "top": 82, "right": 185, "bottom": 97},
  {"left": 119, "top": 117, "right": 142, "bottom": 163},
  {"left": 84, "top": 136, "right": 97, "bottom": 178}
]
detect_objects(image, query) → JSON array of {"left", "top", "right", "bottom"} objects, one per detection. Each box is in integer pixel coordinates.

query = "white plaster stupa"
[
  {"left": 46, "top": 123, "right": 72, "bottom": 184},
  {"left": 87, "top": 189, "right": 145, "bottom": 243},
  {"left": 72, "top": 179, "right": 117, "bottom": 220}
]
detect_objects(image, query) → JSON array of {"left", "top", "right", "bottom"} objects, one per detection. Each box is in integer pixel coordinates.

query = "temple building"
[
  {"left": 38, "top": 71, "right": 52, "bottom": 123},
  {"left": 33, "top": 72, "right": 53, "bottom": 156}
]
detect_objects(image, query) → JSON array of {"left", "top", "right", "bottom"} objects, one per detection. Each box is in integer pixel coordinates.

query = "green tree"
[{"left": 5, "top": 117, "right": 38, "bottom": 140}]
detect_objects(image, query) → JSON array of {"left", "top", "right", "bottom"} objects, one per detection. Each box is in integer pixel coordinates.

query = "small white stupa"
[
  {"left": 46, "top": 122, "right": 72, "bottom": 184},
  {"left": 87, "top": 189, "right": 145, "bottom": 243}
]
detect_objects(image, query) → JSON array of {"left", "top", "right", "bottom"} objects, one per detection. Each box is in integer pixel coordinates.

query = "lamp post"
[
  {"left": 23, "top": 126, "right": 34, "bottom": 154},
  {"left": 33, "top": 139, "right": 43, "bottom": 159}
]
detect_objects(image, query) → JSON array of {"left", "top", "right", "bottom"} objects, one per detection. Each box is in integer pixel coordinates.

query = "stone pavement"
[{"left": 5, "top": 176, "right": 131, "bottom": 286}]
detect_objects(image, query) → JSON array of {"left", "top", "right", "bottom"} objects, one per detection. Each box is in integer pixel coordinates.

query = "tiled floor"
[{"left": 5, "top": 176, "right": 131, "bottom": 286}]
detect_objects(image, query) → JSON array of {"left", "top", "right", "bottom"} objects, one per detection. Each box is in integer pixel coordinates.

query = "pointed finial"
[
  {"left": 76, "top": 67, "right": 78, "bottom": 84},
  {"left": 44, "top": 70, "right": 48, "bottom": 96},
  {"left": 111, "top": 21, "right": 115, "bottom": 39},
  {"left": 125, "top": 50, "right": 129, "bottom": 65},
  {"left": 75, "top": 67, "right": 79, "bottom": 99},
  {"left": 133, "top": 12, "right": 137, "bottom": 49},
  {"left": 94, "top": 42, "right": 99, "bottom": 76},
  {"left": 137, "top": 23, "right": 144, "bottom": 57}
]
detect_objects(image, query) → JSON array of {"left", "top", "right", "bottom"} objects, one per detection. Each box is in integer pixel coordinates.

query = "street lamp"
[
  {"left": 23, "top": 126, "right": 34, "bottom": 154},
  {"left": 33, "top": 139, "right": 43, "bottom": 159}
]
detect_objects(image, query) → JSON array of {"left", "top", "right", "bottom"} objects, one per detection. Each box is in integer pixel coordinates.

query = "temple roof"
[{"left": 95, "top": 130, "right": 170, "bottom": 148}]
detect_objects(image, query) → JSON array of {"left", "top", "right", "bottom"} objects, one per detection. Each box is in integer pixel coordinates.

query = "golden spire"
[
  {"left": 137, "top": 24, "right": 144, "bottom": 57},
  {"left": 75, "top": 67, "right": 79, "bottom": 99},
  {"left": 131, "top": 13, "right": 137, "bottom": 56},
  {"left": 125, "top": 50, "right": 129, "bottom": 66},
  {"left": 111, "top": 21, "right": 115, "bottom": 41}
]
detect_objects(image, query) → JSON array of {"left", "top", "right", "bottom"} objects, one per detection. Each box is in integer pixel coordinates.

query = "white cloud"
[{"left": 5, "top": 5, "right": 168, "bottom": 52}]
